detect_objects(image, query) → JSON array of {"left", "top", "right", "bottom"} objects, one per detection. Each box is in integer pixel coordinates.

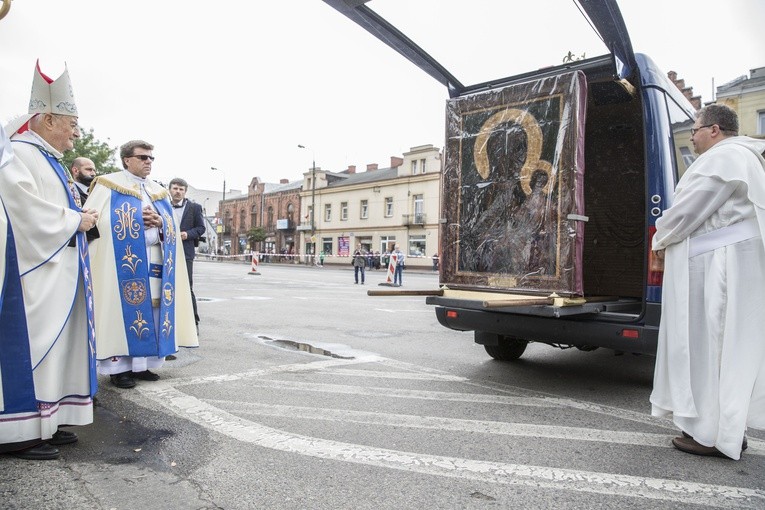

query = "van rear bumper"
[{"left": 432, "top": 302, "right": 660, "bottom": 355}]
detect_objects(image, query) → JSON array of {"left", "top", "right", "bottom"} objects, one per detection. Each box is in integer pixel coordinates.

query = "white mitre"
[{"left": 4, "top": 60, "right": 78, "bottom": 136}]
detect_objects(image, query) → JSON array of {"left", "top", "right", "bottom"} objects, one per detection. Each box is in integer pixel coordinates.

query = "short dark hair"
[
  {"left": 697, "top": 104, "right": 739, "bottom": 135},
  {"left": 169, "top": 177, "right": 189, "bottom": 189},
  {"left": 119, "top": 140, "right": 154, "bottom": 168}
]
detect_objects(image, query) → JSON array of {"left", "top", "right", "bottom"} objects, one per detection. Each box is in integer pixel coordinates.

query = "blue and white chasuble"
[{"left": 84, "top": 171, "right": 198, "bottom": 364}]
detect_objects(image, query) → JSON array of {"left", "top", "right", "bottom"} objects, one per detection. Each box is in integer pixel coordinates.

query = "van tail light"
[
  {"left": 446, "top": 310, "right": 458, "bottom": 319},
  {"left": 647, "top": 226, "right": 664, "bottom": 286}
]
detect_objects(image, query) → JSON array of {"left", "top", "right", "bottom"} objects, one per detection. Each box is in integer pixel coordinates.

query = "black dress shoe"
[
  {"left": 681, "top": 430, "right": 747, "bottom": 451},
  {"left": 132, "top": 370, "right": 160, "bottom": 381},
  {"left": 110, "top": 372, "right": 136, "bottom": 388},
  {"left": 49, "top": 429, "right": 78, "bottom": 446},
  {"left": 8, "top": 443, "right": 60, "bottom": 460},
  {"left": 165, "top": 354, "right": 177, "bottom": 361}
]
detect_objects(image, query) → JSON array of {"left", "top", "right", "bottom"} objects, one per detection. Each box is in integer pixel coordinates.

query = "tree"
[
  {"left": 246, "top": 226, "right": 267, "bottom": 250},
  {"left": 62, "top": 127, "right": 120, "bottom": 174}
]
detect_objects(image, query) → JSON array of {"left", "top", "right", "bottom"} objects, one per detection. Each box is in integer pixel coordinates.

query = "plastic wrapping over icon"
[{"left": 440, "top": 71, "right": 587, "bottom": 295}]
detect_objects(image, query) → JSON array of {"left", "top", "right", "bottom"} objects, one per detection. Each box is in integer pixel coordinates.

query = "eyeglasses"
[
  {"left": 130, "top": 155, "right": 155, "bottom": 161},
  {"left": 690, "top": 124, "right": 714, "bottom": 136}
]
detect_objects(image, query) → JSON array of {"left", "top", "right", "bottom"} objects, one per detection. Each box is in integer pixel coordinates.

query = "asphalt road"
[{"left": 2, "top": 261, "right": 763, "bottom": 509}]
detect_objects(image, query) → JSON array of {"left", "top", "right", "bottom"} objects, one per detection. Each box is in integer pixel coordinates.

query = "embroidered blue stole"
[
  {"left": 8, "top": 142, "right": 98, "bottom": 399},
  {"left": 110, "top": 189, "right": 178, "bottom": 357},
  {"left": 0, "top": 210, "right": 36, "bottom": 413}
]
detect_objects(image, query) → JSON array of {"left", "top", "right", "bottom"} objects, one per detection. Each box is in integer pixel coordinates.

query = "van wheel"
[{"left": 484, "top": 337, "right": 528, "bottom": 361}]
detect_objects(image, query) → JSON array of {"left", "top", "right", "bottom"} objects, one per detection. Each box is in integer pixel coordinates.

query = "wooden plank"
[
  {"left": 367, "top": 289, "right": 445, "bottom": 297},
  {"left": 482, "top": 297, "right": 554, "bottom": 308}
]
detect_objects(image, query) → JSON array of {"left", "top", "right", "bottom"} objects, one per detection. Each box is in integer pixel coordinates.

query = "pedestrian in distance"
[
  {"left": 84, "top": 140, "right": 198, "bottom": 389},
  {"left": 651, "top": 104, "right": 765, "bottom": 460},
  {"left": 352, "top": 245, "right": 366, "bottom": 284},
  {"left": 392, "top": 244, "right": 405, "bottom": 286},
  {"left": 169, "top": 177, "right": 206, "bottom": 339},
  {"left": 0, "top": 62, "right": 98, "bottom": 460}
]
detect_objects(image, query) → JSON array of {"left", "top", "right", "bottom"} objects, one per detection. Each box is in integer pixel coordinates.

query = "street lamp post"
[
  {"left": 211, "top": 166, "right": 226, "bottom": 254},
  {"left": 297, "top": 145, "right": 316, "bottom": 265}
]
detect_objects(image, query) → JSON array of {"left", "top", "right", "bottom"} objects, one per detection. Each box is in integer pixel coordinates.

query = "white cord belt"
[{"left": 688, "top": 217, "right": 760, "bottom": 258}]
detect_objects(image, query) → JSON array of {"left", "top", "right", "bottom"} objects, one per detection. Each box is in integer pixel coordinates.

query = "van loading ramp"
[{"left": 367, "top": 288, "right": 634, "bottom": 318}]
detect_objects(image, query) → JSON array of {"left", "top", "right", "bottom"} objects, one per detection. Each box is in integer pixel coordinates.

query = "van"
[{"left": 325, "top": 0, "right": 696, "bottom": 360}]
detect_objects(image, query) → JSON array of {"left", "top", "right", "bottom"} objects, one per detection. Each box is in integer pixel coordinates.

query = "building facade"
[
  {"left": 262, "top": 180, "right": 301, "bottom": 257},
  {"left": 715, "top": 66, "right": 765, "bottom": 138},
  {"left": 217, "top": 177, "right": 302, "bottom": 256},
  {"left": 297, "top": 144, "right": 442, "bottom": 269}
]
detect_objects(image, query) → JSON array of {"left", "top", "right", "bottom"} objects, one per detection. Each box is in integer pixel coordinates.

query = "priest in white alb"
[{"left": 651, "top": 104, "right": 765, "bottom": 460}]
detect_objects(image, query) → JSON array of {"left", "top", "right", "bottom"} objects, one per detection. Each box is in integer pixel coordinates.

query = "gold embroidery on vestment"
[
  {"left": 114, "top": 202, "right": 140, "bottom": 240},
  {"left": 162, "top": 311, "right": 173, "bottom": 338},
  {"left": 130, "top": 310, "right": 150, "bottom": 338},
  {"left": 121, "top": 245, "right": 142, "bottom": 274}
]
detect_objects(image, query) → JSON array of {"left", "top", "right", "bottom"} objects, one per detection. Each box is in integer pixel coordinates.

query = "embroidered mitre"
[{"left": 28, "top": 60, "right": 78, "bottom": 116}]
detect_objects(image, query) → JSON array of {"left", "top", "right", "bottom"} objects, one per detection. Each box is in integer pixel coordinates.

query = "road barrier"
[
  {"left": 378, "top": 254, "right": 398, "bottom": 286},
  {"left": 248, "top": 253, "right": 261, "bottom": 275}
]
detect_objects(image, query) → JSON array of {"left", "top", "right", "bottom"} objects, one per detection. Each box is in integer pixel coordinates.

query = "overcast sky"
[{"left": 1, "top": 0, "right": 763, "bottom": 193}]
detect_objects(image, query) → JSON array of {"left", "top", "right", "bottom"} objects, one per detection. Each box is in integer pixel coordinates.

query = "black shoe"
[
  {"left": 9, "top": 443, "right": 60, "bottom": 460},
  {"left": 49, "top": 429, "right": 78, "bottom": 446},
  {"left": 110, "top": 372, "right": 136, "bottom": 388},
  {"left": 682, "top": 430, "right": 747, "bottom": 451},
  {"left": 672, "top": 436, "right": 731, "bottom": 459},
  {"left": 132, "top": 370, "right": 160, "bottom": 381},
  {"left": 165, "top": 354, "right": 177, "bottom": 361}
]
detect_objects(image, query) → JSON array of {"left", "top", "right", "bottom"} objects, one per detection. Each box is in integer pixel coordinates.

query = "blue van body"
[{"left": 325, "top": 0, "right": 696, "bottom": 358}]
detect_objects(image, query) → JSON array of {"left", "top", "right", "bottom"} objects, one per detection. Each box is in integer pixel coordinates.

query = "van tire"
[{"left": 484, "top": 337, "right": 528, "bottom": 361}]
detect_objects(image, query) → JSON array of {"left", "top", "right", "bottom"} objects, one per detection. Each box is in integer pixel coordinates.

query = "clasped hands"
[
  {"left": 78, "top": 209, "right": 98, "bottom": 232},
  {"left": 142, "top": 206, "right": 163, "bottom": 228}
]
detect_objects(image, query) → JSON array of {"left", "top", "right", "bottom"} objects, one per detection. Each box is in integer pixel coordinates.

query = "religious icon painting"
[{"left": 440, "top": 71, "right": 588, "bottom": 295}]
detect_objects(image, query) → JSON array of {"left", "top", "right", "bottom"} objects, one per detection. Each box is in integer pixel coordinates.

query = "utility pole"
[
  {"left": 211, "top": 166, "right": 226, "bottom": 254},
  {"left": 298, "top": 145, "right": 316, "bottom": 265}
]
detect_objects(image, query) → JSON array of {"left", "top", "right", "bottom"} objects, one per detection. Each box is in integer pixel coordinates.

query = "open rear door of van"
[
  {"left": 322, "top": 0, "right": 637, "bottom": 93},
  {"left": 325, "top": 0, "right": 642, "bottom": 318}
]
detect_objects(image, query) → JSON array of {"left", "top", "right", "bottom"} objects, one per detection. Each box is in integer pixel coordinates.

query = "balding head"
[{"left": 71, "top": 157, "right": 97, "bottom": 186}]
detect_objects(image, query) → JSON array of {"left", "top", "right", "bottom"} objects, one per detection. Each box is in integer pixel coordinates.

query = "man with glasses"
[
  {"left": 651, "top": 104, "right": 765, "bottom": 460},
  {"left": 0, "top": 62, "right": 98, "bottom": 460},
  {"left": 84, "top": 140, "right": 198, "bottom": 389}
]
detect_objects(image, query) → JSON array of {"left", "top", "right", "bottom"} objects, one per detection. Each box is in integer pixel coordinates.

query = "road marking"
[
  {"left": 127, "top": 383, "right": 765, "bottom": 509},
  {"left": 231, "top": 378, "right": 564, "bottom": 408},
  {"left": 169, "top": 352, "right": 765, "bottom": 454},
  {"left": 170, "top": 357, "right": 382, "bottom": 387},
  {"left": 319, "top": 368, "right": 466, "bottom": 381},
  {"left": 212, "top": 399, "right": 673, "bottom": 448}
]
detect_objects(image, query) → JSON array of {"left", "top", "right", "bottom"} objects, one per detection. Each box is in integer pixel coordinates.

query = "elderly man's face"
[
  {"left": 124, "top": 148, "right": 154, "bottom": 178},
  {"left": 48, "top": 114, "right": 80, "bottom": 153}
]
